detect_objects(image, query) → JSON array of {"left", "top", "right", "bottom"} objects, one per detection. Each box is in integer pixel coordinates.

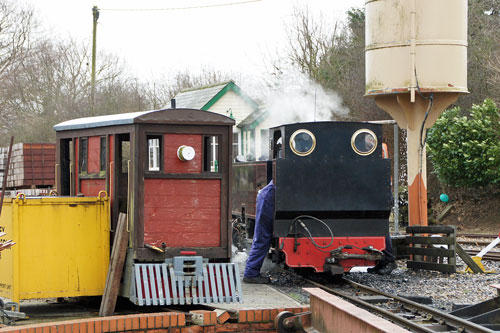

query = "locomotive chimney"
[{"left": 170, "top": 99, "right": 176, "bottom": 109}]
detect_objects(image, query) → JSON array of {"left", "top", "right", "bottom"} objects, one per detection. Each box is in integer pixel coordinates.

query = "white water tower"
[{"left": 365, "top": 0, "right": 468, "bottom": 226}]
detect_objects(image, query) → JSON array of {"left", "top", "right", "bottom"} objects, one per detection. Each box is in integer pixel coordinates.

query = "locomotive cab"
[{"left": 269, "top": 122, "right": 392, "bottom": 274}]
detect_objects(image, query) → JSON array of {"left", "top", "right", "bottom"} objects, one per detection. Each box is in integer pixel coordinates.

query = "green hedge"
[{"left": 427, "top": 99, "right": 500, "bottom": 187}]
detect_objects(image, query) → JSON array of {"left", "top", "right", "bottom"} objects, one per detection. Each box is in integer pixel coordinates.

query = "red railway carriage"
[{"left": 54, "top": 108, "right": 242, "bottom": 305}]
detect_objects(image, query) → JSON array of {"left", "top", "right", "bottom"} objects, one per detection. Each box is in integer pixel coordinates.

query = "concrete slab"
[{"left": 207, "top": 282, "right": 301, "bottom": 310}]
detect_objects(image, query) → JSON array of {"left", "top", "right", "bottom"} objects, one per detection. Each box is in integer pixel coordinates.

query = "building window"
[
  {"left": 244, "top": 130, "right": 255, "bottom": 161},
  {"left": 100, "top": 137, "right": 106, "bottom": 172},
  {"left": 203, "top": 136, "right": 220, "bottom": 172},
  {"left": 79, "top": 138, "right": 88, "bottom": 173},
  {"left": 147, "top": 136, "right": 161, "bottom": 171},
  {"left": 232, "top": 132, "right": 239, "bottom": 161},
  {"left": 260, "top": 129, "right": 269, "bottom": 160}
]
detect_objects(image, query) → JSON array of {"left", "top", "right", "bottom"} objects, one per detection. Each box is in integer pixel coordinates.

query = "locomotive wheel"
[{"left": 274, "top": 311, "right": 295, "bottom": 332}]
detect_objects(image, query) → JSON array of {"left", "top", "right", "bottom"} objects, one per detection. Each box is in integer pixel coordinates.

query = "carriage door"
[
  {"left": 59, "top": 138, "right": 72, "bottom": 195},
  {"left": 113, "top": 134, "right": 130, "bottom": 232}
]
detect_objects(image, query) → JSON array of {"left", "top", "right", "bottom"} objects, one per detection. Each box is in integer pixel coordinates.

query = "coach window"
[
  {"left": 79, "top": 137, "right": 88, "bottom": 174},
  {"left": 290, "top": 129, "right": 316, "bottom": 156},
  {"left": 351, "top": 129, "right": 377, "bottom": 156},
  {"left": 147, "top": 135, "right": 162, "bottom": 171},
  {"left": 100, "top": 137, "right": 106, "bottom": 173},
  {"left": 203, "top": 136, "right": 219, "bottom": 172}
]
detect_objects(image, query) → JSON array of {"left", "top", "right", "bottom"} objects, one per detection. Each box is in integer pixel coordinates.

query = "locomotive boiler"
[{"left": 233, "top": 121, "right": 392, "bottom": 274}]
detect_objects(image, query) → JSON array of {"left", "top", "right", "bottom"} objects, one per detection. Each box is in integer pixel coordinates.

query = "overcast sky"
[{"left": 25, "top": 0, "right": 364, "bottom": 83}]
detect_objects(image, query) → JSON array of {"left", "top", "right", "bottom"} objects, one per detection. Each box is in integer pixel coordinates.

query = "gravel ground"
[
  {"left": 346, "top": 259, "right": 499, "bottom": 311},
  {"left": 265, "top": 244, "right": 500, "bottom": 312}
]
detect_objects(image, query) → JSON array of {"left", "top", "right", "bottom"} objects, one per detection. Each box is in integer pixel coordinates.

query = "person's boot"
[
  {"left": 243, "top": 274, "right": 271, "bottom": 284},
  {"left": 367, "top": 261, "right": 384, "bottom": 273},
  {"left": 377, "top": 261, "right": 397, "bottom": 275}
]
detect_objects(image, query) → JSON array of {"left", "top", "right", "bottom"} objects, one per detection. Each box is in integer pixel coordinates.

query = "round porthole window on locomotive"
[
  {"left": 289, "top": 129, "right": 316, "bottom": 156},
  {"left": 351, "top": 129, "right": 377, "bottom": 156}
]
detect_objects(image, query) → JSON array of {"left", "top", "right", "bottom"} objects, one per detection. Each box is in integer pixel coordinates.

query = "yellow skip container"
[{"left": 0, "top": 192, "right": 110, "bottom": 303}]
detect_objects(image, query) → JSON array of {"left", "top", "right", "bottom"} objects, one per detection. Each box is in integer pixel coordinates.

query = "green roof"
[{"left": 173, "top": 80, "right": 259, "bottom": 111}]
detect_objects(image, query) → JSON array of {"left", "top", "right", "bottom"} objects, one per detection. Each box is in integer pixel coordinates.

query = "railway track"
[
  {"left": 463, "top": 250, "right": 500, "bottom": 261},
  {"left": 278, "top": 268, "right": 497, "bottom": 332},
  {"left": 458, "top": 234, "right": 498, "bottom": 239},
  {"left": 457, "top": 233, "right": 500, "bottom": 260},
  {"left": 460, "top": 240, "right": 498, "bottom": 246},
  {"left": 458, "top": 233, "right": 498, "bottom": 246}
]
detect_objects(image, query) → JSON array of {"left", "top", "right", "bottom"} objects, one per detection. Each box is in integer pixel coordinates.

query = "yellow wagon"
[{"left": 0, "top": 193, "right": 110, "bottom": 303}]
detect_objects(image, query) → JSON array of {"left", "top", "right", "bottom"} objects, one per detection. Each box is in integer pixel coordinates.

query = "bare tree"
[
  {"left": 0, "top": 37, "right": 151, "bottom": 144},
  {"left": 487, "top": 50, "right": 500, "bottom": 103},
  {"left": 280, "top": 6, "right": 386, "bottom": 121},
  {"left": 463, "top": 0, "right": 500, "bottom": 108},
  {"left": 0, "top": 0, "right": 37, "bottom": 82},
  {"left": 285, "top": 6, "right": 336, "bottom": 80},
  {"left": 143, "top": 68, "right": 232, "bottom": 109}
]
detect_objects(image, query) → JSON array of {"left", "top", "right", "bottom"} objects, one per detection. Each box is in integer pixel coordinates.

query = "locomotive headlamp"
[
  {"left": 177, "top": 145, "right": 195, "bottom": 161},
  {"left": 351, "top": 129, "right": 377, "bottom": 156},
  {"left": 289, "top": 129, "right": 316, "bottom": 156}
]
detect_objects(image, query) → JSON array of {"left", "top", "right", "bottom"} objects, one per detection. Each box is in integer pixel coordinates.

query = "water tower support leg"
[{"left": 375, "top": 93, "right": 458, "bottom": 226}]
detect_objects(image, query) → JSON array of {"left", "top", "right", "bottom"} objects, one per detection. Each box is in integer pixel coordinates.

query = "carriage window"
[
  {"left": 121, "top": 141, "right": 131, "bottom": 173},
  {"left": 147, "top": 136, "right": 161, "bottom": 171},
  {"left": 79, "top": 138, "right": 88, "bottom": 173},
  {"left": 351, "top": 129, "right": 377, "bottom": 156},
  {"left": 203, "top": 136, "right": 219, "bottom": 172},
  {"left": 100, "top": 137, "right": 106, "bottom": 172},
  {"left": 273, "top": 131, "right": 283, "bottom": 159},
  {"left": 290, "top": 129, "right": 316, "bottom": 156}
]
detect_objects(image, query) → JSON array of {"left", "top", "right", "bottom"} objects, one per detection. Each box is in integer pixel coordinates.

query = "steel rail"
[
  {"left": 276, "top": 268, "right": 494, "bottom": 332},
  {"left": 344, "top": 278, "right": 495, "bottom": 333},
  {"left": 464, "top": 250, "right": 500, "bottom": 261},
  {"left": 277, "top": 268, "right": 435, "bottom": 333},
  {"left": 458, "top": 234, "right": 497, "bottom": 239},
  {"left": 459, "top": 240, "right": 498, "bottom": 246}
]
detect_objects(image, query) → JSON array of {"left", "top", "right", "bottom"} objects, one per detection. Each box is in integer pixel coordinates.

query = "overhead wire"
[{"left": 100, "top": 0, "right": 262, "bottom": 12}]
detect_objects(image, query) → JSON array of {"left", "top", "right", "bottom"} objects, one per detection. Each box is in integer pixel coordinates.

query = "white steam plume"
[{"left": 262, "top": 70, "right": 349, "bottom": 128}]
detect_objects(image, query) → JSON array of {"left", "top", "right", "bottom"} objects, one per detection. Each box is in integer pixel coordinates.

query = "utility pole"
[{"left": 91, "top": 6, "right": 99, "bottom": 115}]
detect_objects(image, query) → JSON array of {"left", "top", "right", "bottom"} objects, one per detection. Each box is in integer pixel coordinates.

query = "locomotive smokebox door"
[{"left": 269, "top": 121, "right": 392, "bottom": 273}]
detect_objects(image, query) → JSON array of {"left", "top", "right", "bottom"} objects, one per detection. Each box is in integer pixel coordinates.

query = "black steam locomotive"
[{"left": 232, "top": 121, "right": 392, "bottom": 274}]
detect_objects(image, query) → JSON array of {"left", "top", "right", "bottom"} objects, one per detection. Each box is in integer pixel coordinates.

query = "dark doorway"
[
  {"left": 113, "top": 133, "right": 131, "bottom": 233},
  {"left": 59, "top": 139, "right": 72, "bottom": 195}
]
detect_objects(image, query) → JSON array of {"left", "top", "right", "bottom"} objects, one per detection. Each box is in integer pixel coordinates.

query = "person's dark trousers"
[
  {"left": 382, "top": 234, "right": 395, "bottom": 264},
  {"left": 244, "top": 181, "right": 275, "bottom": 278}
]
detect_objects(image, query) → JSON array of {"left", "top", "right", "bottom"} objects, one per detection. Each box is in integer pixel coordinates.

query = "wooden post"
[
  {"left": 455, "top": 244, "right": 484, "bottom": 274},
  {"left": 99, "top": 213, "right": 129, "bottom": 316},
  {"left": 0, "top": 136, "right": 14, "bottom": 217}
]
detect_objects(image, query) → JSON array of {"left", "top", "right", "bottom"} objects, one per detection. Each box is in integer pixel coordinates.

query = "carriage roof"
[{"left": 54, "top": 108, "right": 235, "bottom": 132}]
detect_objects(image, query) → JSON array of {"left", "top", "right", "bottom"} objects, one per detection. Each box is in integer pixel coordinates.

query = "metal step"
[{"left": 130, "top": 259, "right": 243, "bottom": 306}]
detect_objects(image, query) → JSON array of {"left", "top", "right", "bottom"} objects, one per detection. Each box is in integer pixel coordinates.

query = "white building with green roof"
[{"left": 173, "top": 80, "right": 268, "bottom": 160}]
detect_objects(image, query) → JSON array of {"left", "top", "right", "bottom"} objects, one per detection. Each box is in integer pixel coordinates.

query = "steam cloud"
[{"left": 262, "top": 70, "right": 349, "bottom": 128}]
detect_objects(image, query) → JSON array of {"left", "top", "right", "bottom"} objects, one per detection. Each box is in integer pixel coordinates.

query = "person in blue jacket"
[
  {"left": 242, "top": 179, "right": 395, "bottom": 281},
  {"left": 243, "top": 180, "right": 275, "bottom": 284}
]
